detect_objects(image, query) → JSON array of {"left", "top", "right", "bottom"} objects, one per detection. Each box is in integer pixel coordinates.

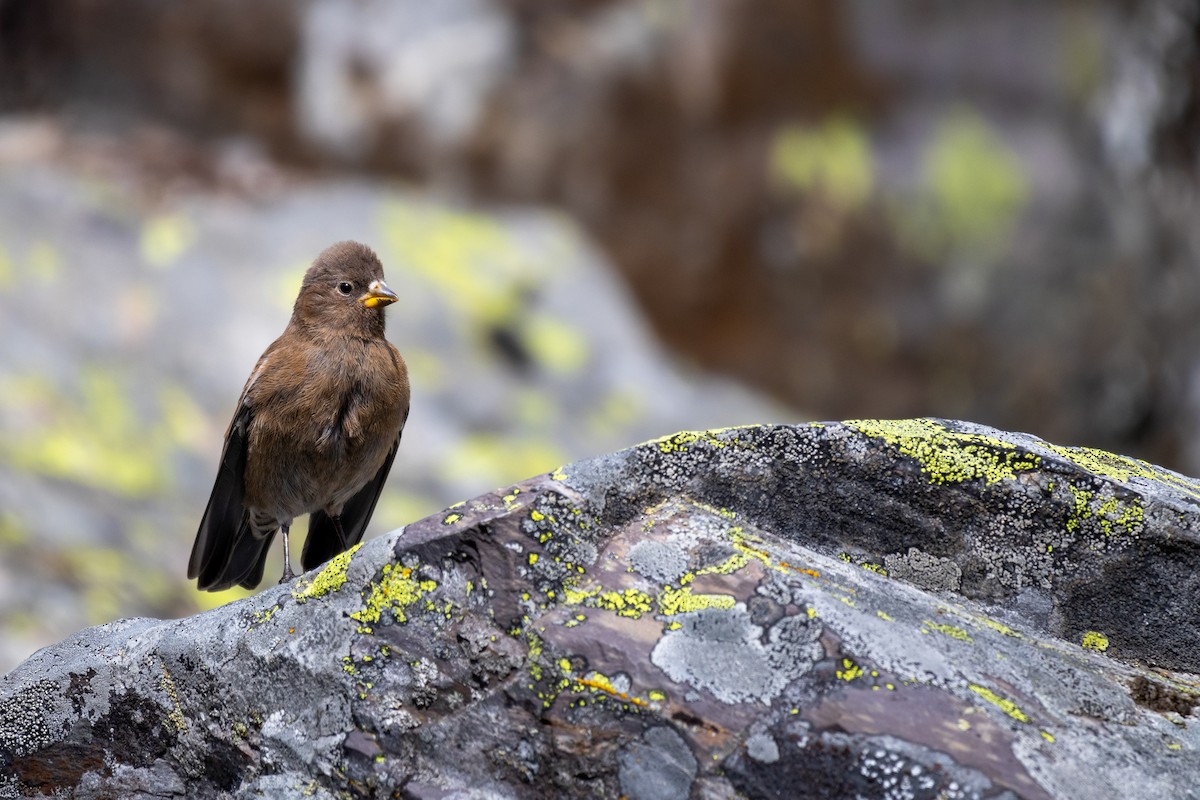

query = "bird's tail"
[{"left": 190, "top": 514, "right": 274, "bottom": 592}]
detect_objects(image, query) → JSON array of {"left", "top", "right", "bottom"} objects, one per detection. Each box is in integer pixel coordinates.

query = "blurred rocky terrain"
[{"left": 3, "top": 0, "right": 1200, "bottom": 672}]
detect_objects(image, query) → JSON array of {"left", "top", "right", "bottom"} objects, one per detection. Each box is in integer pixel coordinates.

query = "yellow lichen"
[
  {"left": 770, "top": 116, "right": 874, "bottom": 211},
  {"left": 141, "top": 214, "right": 196, "bottom": 268},
  {"left": 350, "top": 562, "right": 438, "bottom": 632},
  {"left": 1065, "top": 484, "right": 1144, "bottom": 538},
  {"left": 159, "top": 664, "right": 188, "bottom": 734},
  {"left": 836, "top": 658, "right": 864, "bottom": 682},
  {"left": 292, "top": 544, "right": 361, "bottom": 602},
  {"left": 562, "top": 584, "right": 654, "bottom": 619},
  {"left": 576, "top": 671, "right": 649, "bottom": 708},
  {"left": 1081, "top": 630, "right": 1109, "bottom": 652},
  {"left": 923, "top": 620, "right": 974, "bottom": 643},
  {"left": 846, "top": 418, "right": 1040, "bottom": 485},
  {"left": 252, "top": 604, "right": 280, "bottom": 626},
  {"left": 598, "top": 588, "right": 654, "bottom": 618},
  {"left": 657, "top": 585, "right": 736, "bottom": 616},
  {"left": 978, "top": 618, "right": 1021, "bottom": 638},
  {"left": 1045, "top": 443, "right": 1200, "bottom": 500},
  {"left": 969, "top": 684, "right": 1031, "bottom": 723},
  {"left": 648, "top": 427, "right": 754, "bottom": 455}
]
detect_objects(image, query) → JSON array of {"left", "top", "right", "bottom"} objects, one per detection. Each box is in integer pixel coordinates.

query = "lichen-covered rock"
[{"left": 3, "top": 420, "right": 1200, "bottom": 798}]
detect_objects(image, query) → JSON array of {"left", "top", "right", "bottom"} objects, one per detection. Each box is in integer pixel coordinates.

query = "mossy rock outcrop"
[{"left": 3, "top": 420, "right": 1199, "bottom": 798}]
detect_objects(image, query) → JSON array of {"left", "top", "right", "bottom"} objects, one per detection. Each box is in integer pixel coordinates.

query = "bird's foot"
[{"left": 279, "top": 523, "right": 295, "bottom": 583}]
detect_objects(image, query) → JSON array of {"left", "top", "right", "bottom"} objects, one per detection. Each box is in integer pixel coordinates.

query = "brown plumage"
[{"left": 188, "top": 241, "right": 410, "bottom": 591}]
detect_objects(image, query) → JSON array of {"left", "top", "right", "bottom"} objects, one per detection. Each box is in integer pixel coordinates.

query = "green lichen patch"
[
  {"left": 646, "top": 426, "right": 757, "bottom": 455},
  {"left": 561, "top": 584, "right": 655, "bottom": 620},
  {"left": 836, "top": 657, "right": 864, "bottom": 682},
  {"left": 1044, "top": 443, "right": 1200, "bottom": 501},
  {"left": 968, "top": 683, "right": 1031, "bottom": 724},
  {"left": 351, "top": 562, "right": 439, "bottom": 633},
  {"left": 1064, "top": 485, "right": 1145, "bottom": 539},
  {"left": 159, "top": 664, "right": 188, "bottom": 735},
  {"left": 1082, "top": 631, "right": 1110, "bottom": 652},
  {"left": 846, "top": 418, "right": 1041, "bottom": 485},
  {"left": 292, "top": 544, "right": 362, "bottom": 602},
  {"left": 922, "top": 620, "right": 974, "bottom": 643},
  {"left": 251, "top": 604, "right": 281, "bottom": 627},
  {"left": 657, "top": 585, "right": 736, "bottom": 616}
]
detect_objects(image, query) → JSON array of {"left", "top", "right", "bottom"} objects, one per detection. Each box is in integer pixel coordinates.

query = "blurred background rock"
[{"left": 1, "top": 0, "right": 1198, "bottom": 672}]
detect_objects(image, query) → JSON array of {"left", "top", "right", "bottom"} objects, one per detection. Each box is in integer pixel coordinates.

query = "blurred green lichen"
[
  {"left": 770, "top": 116, "right": 874, "bottom": 211},
  {"left": 441, "top": 433, "right": 565, "bottom": 492},
  {"left": 0, "top": 512, "right": 25, "bottom": 546},
  {"left": 1062, "top": 10, "right": 1105, "bottom": 100},
  {"left": 28, "top": 241, "right": 62, "bottom": 283},
  {"left": 894, "top": 108, "right": 1028, "bottom": 259},
  {"left": 378, "top": 199, "right": 531, "bottom": 327},
  {"left": 0, "top": 241, "right": 13, "bottom": 291},
  {"left": 374, "top": 491, "right": 438, "bottom": 535},
  {"left": 524, "top": 313, "right": 589, "bottom": 375},
  {"left": 0, "top": 368, "right": 208, "bottom": 498},
  {"left": 377, "top": 198, "right": 591, "bottom": 375},
  {"left": 140, "top": 214, "right": 197, "bottom": 269},
  {"left": 193, "top": 585, "right": 254, "bottom": 612}
]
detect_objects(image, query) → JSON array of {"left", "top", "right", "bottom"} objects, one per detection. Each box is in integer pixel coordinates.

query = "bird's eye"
[{"left": 337, "top": 281, "right": 353, "bottom": 295}]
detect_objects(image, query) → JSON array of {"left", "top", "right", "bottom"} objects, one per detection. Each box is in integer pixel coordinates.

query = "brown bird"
[{"left": 188, "top": 241, "right": 410, "bottom": 591}]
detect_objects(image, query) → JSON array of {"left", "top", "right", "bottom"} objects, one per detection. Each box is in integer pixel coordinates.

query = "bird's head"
[{"left": 292, "top": 241, "right": 398, "bottom": 339}]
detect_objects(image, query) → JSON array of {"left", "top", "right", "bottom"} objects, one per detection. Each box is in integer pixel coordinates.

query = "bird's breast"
[{"left": 243, "top": 337, "right": 407, "bottom": 518}]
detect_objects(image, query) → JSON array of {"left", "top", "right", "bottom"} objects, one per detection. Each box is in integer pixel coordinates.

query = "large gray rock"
[{"left": 3, "top": 420, "right": 1200, "bottom": 798}]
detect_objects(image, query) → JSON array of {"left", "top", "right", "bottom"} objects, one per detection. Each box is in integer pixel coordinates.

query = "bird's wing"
[
  {"left": 189, "top": 346, "right": 293, "bottom": 591},
  {"left": 188, "top": 399, "right": 254, "bottom": 588},
  {"left": 302, "top": 432, "right": 401, "bottom": 572}
]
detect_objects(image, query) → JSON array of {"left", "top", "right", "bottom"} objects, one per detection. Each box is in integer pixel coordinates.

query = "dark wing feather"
[
  {"left": 218, "top": 523, "right": 275, "bottom": 591},
  {"left": 189, "top": 401, "right": 272, "bottom": 591},
  {"left": 188, "top": 402, "right": 251, "bottom": 584},
  {"left": 302, "top": 435, "right": 400, "bottom": 571}
]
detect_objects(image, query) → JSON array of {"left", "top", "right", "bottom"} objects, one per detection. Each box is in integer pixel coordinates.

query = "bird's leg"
[
  {"left": 279, "top": 524, "right": 296, "bottom": 583},
  {"left": 331, "top": 515, "right": 347, "bottom": 550}
]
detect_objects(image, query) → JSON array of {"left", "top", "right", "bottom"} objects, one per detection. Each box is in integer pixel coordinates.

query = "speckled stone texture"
[{"left": 3, "top": 420, "right": 1200, "bottom": 798}]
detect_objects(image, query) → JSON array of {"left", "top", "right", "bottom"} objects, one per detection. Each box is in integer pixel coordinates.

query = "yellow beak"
[{"left": 360, "top": 279, "right": 398, "bottom": 309}]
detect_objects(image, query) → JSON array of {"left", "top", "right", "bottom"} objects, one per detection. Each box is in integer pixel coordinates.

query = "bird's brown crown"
[{"left": 291, "top": 241, "right": 396, "bottom": 339}]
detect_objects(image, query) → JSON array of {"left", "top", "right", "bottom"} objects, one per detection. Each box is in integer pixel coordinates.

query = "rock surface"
[{"left": 4, "top": 420, "right": 1200, "bottom": 798}]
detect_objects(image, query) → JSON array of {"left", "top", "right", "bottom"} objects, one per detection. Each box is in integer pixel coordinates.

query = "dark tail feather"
[
  {"left": 301, "top": 437, "right": 398, "bottom": 572},
  {"left": 303, "top": 510, "right": 355, "bottom": 573},
  {"left": 236, "top": 532, "right": 274, "bottom": 590},
  {"left": 190, "top": 402, "right": 261, "bottom": 591},
  {"left": 196, "top": 519, "right": 275, "bottom": 592}
]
